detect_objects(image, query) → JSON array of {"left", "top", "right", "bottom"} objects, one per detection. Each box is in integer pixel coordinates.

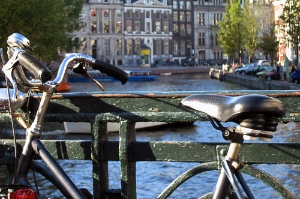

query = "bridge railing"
[{"left": 0, "top": 90, "right": 299, "bottom": 198}]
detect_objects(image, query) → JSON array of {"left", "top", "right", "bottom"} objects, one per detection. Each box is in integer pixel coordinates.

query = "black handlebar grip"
[
  {"left": 18, "top": 52, "right": 52, "bottom": 83},
  {"left": 92, "top": 60, "right": 129, "bottom": 84}
]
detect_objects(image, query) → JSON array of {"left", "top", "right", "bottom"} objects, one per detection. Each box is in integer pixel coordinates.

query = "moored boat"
[
  {"left": 68, "top": 70, "right": 158, "bottom": 82},
  {"left": 64, "top": 121, "right": 170, "bottom": 133}
]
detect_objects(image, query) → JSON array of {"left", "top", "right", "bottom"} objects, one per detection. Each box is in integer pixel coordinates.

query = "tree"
[
  {"left": 258, "top": 24, "right": 279, "bottom": 66},
  {"left": 0, "top": 0, "right": 84, "bottom": 63},
  {"left": 243, "top": 1, "right": 260, "bottom": 63},
  {"left": 280, "top": 0, "right": 300, "bottom": 66},
  {"left": 216, "top": 0, "right": 246, "bottom": 64}
]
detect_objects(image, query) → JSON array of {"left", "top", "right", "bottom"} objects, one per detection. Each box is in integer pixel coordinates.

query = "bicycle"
[
  {"left": 0, "top": 33, "right": 296, "bottom": 199},
  {"left": 0, "top": 33, "right": 128, "bottom": 198},
  {"left": 156, "top": 94, "right": 297, "bottom": 198}
]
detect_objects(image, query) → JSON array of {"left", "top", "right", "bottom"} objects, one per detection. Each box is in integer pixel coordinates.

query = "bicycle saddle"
[{"left": 181, "top": 94, "right": 285, "bottom": 131}]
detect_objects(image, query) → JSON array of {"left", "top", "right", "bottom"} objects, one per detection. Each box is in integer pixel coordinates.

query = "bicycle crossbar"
[{"left": 0, "top": 91, "right": 299, "bottom": 198}]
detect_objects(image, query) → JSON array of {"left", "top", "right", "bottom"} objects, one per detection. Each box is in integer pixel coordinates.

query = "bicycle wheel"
[
  {"left": 30, "top": 160, "right": 75, "bottom": 198},
  {"left": 157, "top": 161, "right": 296, "bottom": 199},
  {"left": 0, "top": 158, "right": 73, "bottom": 198}
]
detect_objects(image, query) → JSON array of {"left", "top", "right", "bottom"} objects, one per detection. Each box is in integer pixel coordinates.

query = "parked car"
[
  {"left": 186, "top": 60, "right": 198, "bottom": 66},
  {"left": 181, "top": 59, "right": 198, "bottom": 66},
  {"left": 235, "top": 63, "right": 260, "bottom": 75},
  {"left": 291, "top": 70, "right": 300, "bottom": 84},
  {"left": 256, "top": 60, "right": 269, "bottom": 66},
  {"left": 206, "top": 59, "right": 217, "bottom": 66},
  {"left": 256, "top": 66, "right": 278, "bottom": 80}
]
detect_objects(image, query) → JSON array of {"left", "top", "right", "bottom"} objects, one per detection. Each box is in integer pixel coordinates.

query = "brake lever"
[
  {"left": 2, "top": 50, "right": 20, "bottom": 100},
  {"left": 0, "top": 48, "right": 6, "bottom": 65},
  {"left": 72, "top": 63, "right": 105, "bottom": 92}
]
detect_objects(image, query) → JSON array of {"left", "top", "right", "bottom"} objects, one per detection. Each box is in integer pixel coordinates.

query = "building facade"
[
  {"left": 194, "top": 0, "right": 225, "bottom": 63},
  {"left": 72, "top": 0, "right": 295, "bottom": 67}
]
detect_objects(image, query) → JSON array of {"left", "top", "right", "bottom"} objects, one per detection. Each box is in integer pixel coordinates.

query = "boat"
[
  {"left": 56, "top": 82, "right": 71, "bottom": 92},
  {"left": 64, "top": 121, "right": 170, "bottom": 133},
  {"left": 68, "top": 70, "right": 158, "bottom": 82}
]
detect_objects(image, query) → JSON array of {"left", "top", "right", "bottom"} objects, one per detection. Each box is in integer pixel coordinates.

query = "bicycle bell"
[{"left": 7, "top": 33, "right": 32, "bottom": 51}]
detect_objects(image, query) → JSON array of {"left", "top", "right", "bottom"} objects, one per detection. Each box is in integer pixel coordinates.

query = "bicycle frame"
[
  {"left": 13, "top": 83, "right": 86, "bottom": 198},
  {"left": 213, "top": 133, "right": 255, "bottom": 199}
]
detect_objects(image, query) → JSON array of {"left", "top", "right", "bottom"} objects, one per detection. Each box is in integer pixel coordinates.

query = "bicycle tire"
[
  {"left": 30, "top": 160, "right": 75, "bottom": 198},
  {"left": 157, "top": 161, "right": 296, "bottom": 199}
]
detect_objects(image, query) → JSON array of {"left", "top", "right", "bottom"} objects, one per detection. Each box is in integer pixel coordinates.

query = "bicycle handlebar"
[
  {"left": 93, "top": 59, "right": 128, "bottom": 84},
  {"left": 18, "top": 51, "right": 52, "bottom": 83},
  {"left": 1, "top": 32, "right": 129, "bottom": 92},
  {"left": 52, "top": 53, "right": 129, "bottom": 86}
]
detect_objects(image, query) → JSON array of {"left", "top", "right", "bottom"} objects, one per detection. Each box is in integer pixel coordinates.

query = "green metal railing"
[{"left": 0, "top": 90, "right": 300, "bottom": 198}]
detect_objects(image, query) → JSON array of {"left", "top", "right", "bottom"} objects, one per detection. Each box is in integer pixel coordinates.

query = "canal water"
[{"left": 0, "top": 73, "right": 299, "bottom": 198}]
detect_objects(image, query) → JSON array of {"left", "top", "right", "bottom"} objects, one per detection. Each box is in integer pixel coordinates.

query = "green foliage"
[
  {"left": 243, "top": 1, "right": 259, "bottom": 63},
  {"left": 216, "top": 0, "right": 246, "bottom": 63},
  {"left": 0, "top": 0, "right": 84, "bottom": 63},
  {"left": 259, "top": 25, "right": 279, "bottom": 66},
  {"left": 280, "top": 0, "right": 300, "bottom": 65}
]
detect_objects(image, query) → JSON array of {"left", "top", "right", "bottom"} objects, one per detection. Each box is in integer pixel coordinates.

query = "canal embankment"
[
  {"left": 124, "top": 66, "right": 211, "bottom": 75},
  {"left": 209, "top": 68, "right": 300, "bottom": 90}
]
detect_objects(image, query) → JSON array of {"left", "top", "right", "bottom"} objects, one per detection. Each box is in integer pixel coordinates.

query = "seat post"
[{"left": 226, "top": 133, "right": 244, "bottom": 161}]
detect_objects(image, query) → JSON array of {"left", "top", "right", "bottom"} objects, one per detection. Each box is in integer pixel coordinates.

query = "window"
[
  {"left": 155, "top": 39, "right": 161, "bottom": 55},
  {"left": 186, "top": 24, "right": 191, "bottom": 35},
  {"left": 90, "top": 39, "right": 97, "bottom": 58},
  {"left": 134, "top": 39, "right": 140, "bottom": 54},
  {"left": 199, "top": 50, "right": 205, "bottom": 60},
  {"left": 212, "top": 13, "right": 222, "bottom": 26},
  {"left": 103, "top": 10, "right": 109, "bottom": 17},
  {"left": 91, "top": 22, "right": 97, "bottom": 33},
  {"left": 198, "top": 13, "right": 205, "bottom": 26},
  {"left": 163, "top": 22, "right": 169, "bottom": 33},
  {"left": 173, "top": 24, "right": 178, "bottom": 35},
  {"left": 156, "top": 11, "right": 161, "bottom": 19},
  {"left": 163, "top": 11, "right": 168, "bottom": 19},
  {"left": 116, "top": 39, "right": 122, "bottom": 55},
  {"left": 173, "top": 11, "right": 178, "bottom": 22},
  {"left": 174, "top": 40, "right": 179, "bottom": 55},
  {"left": 126, "top": 39, "right": 132, "bottom": 55},
  {"left": 163, "top": 39, "right": 169, "bottom": 55},
  {"left": 146, "top": 11, "right": 150, "bottom": 18},
  {"left": 179, "top": 1, "right": 185, "bottom": 9},
  {"left": 186, "top": 1, "right": 191, "bottom": 10},
  {"left": 104, "top": 39, "right": 110, "bottom": 56},
  {"left": 173, "top": 1, "right": 178, "bottom": 9},
  {"left": 180, "top": 40, "right": 185, "bottom": 54},
  {"left": 126, "top": 21, "right": 132, "bottom": 32},
  {"left": 155, "top": 21, "right": 161, "bottom": 32},
  {"left": 198, "top": 33, "right": 205, "bottom": 46},
  {"left": 116, "top": 21, "right": 122, "bottom": 33},
  {"left": 180, "top": 24, "right": 185, "bottom": 35},
  {"left": 146, "top": 22, "right": 150, "bottom": 33},
  {"left": 135, "top": 21, "right": 140, "bottom": 32},
  {"left": 179, "top": 11, "right": 185, "bottom": 22},
  {"left": 80, "top": 22, "right": 87, "bottom": 32},
  {"left": 135, "top": 10, "right": 140, "bottom": 19},
  {"left": 104, "top": 21, "right": 109, "bottom": 33},
  {"left": 126, "top": 10, "right": 131, "bottom": 18},
  {"left": 116, "top": 9, "right": 122, "bottom": 18},
  {"left": 186, "top": 12, "right": 191, "bottom": 22},
  {"left": 91, "top": 9, "right": 96, "bottom": 17}
]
